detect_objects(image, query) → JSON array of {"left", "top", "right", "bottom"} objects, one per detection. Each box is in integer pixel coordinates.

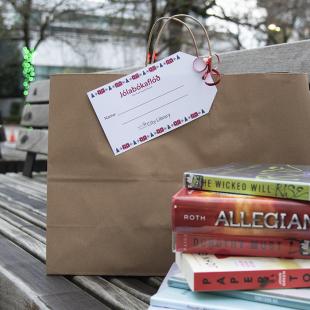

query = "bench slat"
[
  {"left": 98, "top": 40, "right": 310, "bottom": 79},
  {"left": 108, "top": 277, "right": 157, "bottom": 303},
  {"left": 0, "top": 205, "right": 149, "bottom": 309},
  {"left": 21, "top": 104, "right": 49, "bottom": 128},
  {"left": 1, "top": 174, "right": 47, "bottom": 198},
  {"left": 0, "top": 235, "right": 109, "bottom": 310},
  {"left": 0, "top": 174, "right": 162, "bottom": 308},
  {"left": 6, "top": 173, "right": 47, "bottom": 194},
  {"left": 0, "top": 208, "right": 46, "bottom": 243},
  {"left": 0, "top": 177, "right": 46, "bottom": 215},
  {"left": 0, "top": 188, "right": 46, "bottom": 229},
  {"left": 26, "top": 80, "right": 50, "bottom": 103},
  {"left": 0, "top": 174, "right": 165, "bottom": 309},
  {"left": 16, "top": 129, "right": 48, "bottom": 155},
  {"left": 143, "top": 276, "right": 162, "bottom": 288},
  {"left": 72, "top": 276, "right": 148, "bottom": 310},
  {"left": 219, "top": 39, "right": 310, "bottom": 79},
  {"left": 31, "top": 172, "right": 48, "bottom": 183},
  {"left": 0, "top": 217, "right": 46, "bottom": 261}
]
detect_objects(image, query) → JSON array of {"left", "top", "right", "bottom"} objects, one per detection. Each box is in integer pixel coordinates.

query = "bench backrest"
[
  {"left": 15, "top": 39, "right": 310, "bottom": 177},
  {"left": 218, "top": 39, "right": 310, "bottom": 82},
  {"left": 16, "top": 80, "right": 49, "bottom": 177}
]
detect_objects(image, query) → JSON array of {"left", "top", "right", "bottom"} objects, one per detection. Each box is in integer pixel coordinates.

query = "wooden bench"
[
  {"left": 0, "top": 115, "right": 32, "bottom": 173},
  {"left": 16, "top": 80, "right": 49, "bottom": 177},
  {"left": 0, "top": 85, "right": 48, "bottom": 175},
  {"left": 0, "top": 39, "right": 309, "bottom": 309}
]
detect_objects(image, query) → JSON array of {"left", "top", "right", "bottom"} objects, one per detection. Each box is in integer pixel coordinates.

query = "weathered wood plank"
[
  {"left": 0, "top": 217, "right": 46, "bottom": 261},
  {"left": 21, "top": 104, "right": 49, "bottom": 128},
  {"left": 0, "top": 178, "right": 46, "bottom": 215},
  {"left": 26, "top": 80, "right": 50, "bottom": 103},
  {"left": 0, "top": 177, "right": 46, "bottom": 226},
  {"left": 142, "top": 277, "right": 162, "bottom": 288},
  {"left": 0, "top": 208, "right": 45, "bottom": 243},
  {"left": 5, "top": 173, "right": 47, "bottom": 194},
  {"left": 0, "top": 236, "right": 109, "bottom": 310},
  {"left": 0, "top": 212, "right": 149, "bottom": 309},
  {"left": 0, "top": 217, "right": 153, "bottom": 309},
  {"left": 72, "top": 276, "right": 148, "bottom": 310},
  {"left": 1, "top": 173, "right": 47, "bottom": 198},
  {"left": 0, "top": 178, "right": 46, "bottom": 228},
  {"left": 32, "top": 172, "right": 48, "bottom": 183},
  {"left": 2, "top": 174, "right": 161, "bottom": 290},
  {"left": 108, "top": 277, "right": 157, "bottom": 303},
  {"left": 0, "top": 199, "right": 46, "bottom": 229},
  {"left": 218, "top": 39, "right": 310, "bottom": 79},
  {"left": 0, "top": 174, "right": 159, "bottom": 308},
  {"left": 99, "top": 41, "right": 310, "bottom": 80},
  {"left": 0, "top": 209, "right": 154, "bottom": 309},
  {"left": 16, "top": 128, "right": 48, "bottom": 154}
]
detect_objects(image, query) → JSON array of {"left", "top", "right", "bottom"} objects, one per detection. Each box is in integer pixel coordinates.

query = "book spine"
[
  {"left": 219, "top": 291, "right": 310, "bottom": 310},
  {"left": 172, "top": 202, "right": 310, "bottom": 239},
  {"left": 194, "top": 269, "right": 310, "bottom": 291},
  {"left": 175, "top": 233, "right": 310, "bottom": 258},
  {"left": 167, "top": 279, "right": 310, "bottom": 310},
  {"left": 150, "top": 296, "right": 209, "bottom": 310},
  {"left": 184, "top": 173, "right": 310, "bottom": 201}
]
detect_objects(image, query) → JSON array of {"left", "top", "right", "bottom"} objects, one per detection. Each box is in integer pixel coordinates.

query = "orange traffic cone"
[{"left": 9, "top": 128, "right": 16, "bottom": 143}]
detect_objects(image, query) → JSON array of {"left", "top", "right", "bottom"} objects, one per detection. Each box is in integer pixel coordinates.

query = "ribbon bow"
[{"left": 193, "top": 54, "right": 221, "bottom": 86}]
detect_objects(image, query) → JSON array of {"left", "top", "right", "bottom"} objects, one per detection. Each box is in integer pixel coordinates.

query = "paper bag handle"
[
  {"left": 146, "top": 14, "right": 213, "bottom": 66},
  {"left": 146, "top": 16, "right": 199, "bottom": 66}
]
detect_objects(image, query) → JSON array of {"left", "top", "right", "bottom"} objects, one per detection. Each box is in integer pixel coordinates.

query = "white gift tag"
[{"left": 87, "top": 51, "right": 217, "bottom": 155}]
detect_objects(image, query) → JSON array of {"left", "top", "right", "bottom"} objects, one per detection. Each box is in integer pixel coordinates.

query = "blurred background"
[{"left": 0, "top": 0, "right": 309, "bottom": 125}]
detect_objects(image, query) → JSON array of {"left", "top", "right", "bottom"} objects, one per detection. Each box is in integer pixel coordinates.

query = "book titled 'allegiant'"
[
  {"left": 184, "top": 164, "right": 310, "bottom": 201},
  {"left": 172, "top": 188, "right": 310, "bottom": 239}
]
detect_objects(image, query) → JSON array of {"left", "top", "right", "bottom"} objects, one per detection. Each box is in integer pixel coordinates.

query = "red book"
[
  {"left": 174, "top": 233, "right": 310, "bottom": 258},
  {"left": 172, "top": 188, "right": 310, "bottom": 239},
  {"left": 176, "top": 252, "right": 310, "bottom": 291}
]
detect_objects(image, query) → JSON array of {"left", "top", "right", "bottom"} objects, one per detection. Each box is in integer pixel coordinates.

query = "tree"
[
  {"left": 3, "top": 0, "right": 91, "bottom": 50},
  {"left": 146, "top": 0, "right": 218, "bottom": 55},
  {"left": 1, "top": 0, "right": 106, "bottom": 96},
  {"left": 138, "top": 0, "right": 264, "bottom": 57},
  {"left": 257, "top": 0, "right": 310, "bottom": 45},
  {"left": 103, "top": 1, "right": 220, "bottom": 58},
  {"left": 0, "top": 2, "right": 22, "bottom": 97},
  {"left": 145, "top": 0, "right": 310, "bottom": 54}
]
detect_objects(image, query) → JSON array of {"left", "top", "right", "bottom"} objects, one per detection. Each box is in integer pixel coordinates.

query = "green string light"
[{"left": 22, "top": 47, "right": 36, "bottom": 96}]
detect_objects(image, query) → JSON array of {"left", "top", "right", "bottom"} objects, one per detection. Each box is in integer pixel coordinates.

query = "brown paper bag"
[
  {"left": 47, "top": 71, "right": 310, "bottom": 275},
  {"left": 47, "top": 14, "right": 310, "bottom": 275}
]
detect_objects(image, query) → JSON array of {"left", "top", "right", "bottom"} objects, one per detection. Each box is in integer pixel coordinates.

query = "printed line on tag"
[
  {"left": 118, "top": 85, "right": 185, "bottom": 117},
  {"left": 122, "top": 94, "right": 188, "bottom": 125}
]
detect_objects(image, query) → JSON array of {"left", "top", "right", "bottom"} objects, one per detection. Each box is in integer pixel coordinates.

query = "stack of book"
[{"left": 150, "top": 164, "right": 310, "bottom": 310}]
